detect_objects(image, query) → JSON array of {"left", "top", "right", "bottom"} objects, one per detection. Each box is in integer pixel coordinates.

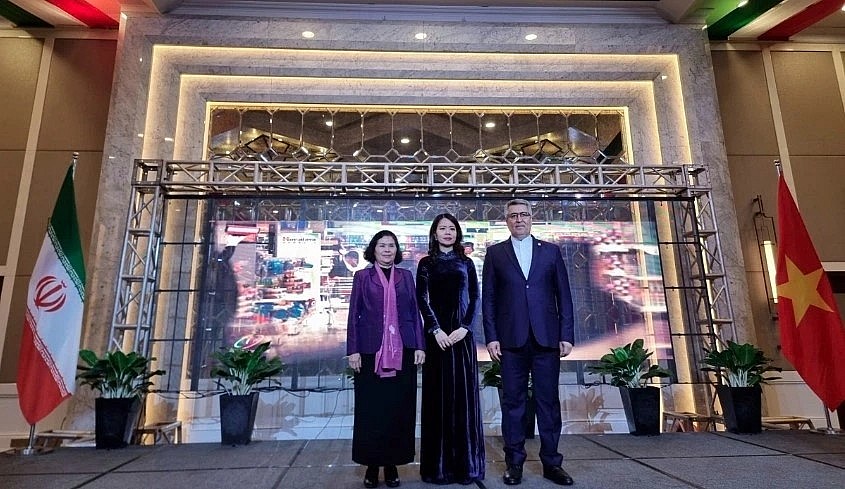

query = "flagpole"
[
  {"left": 22, "top": 424, "right": 37, "bottom": 455},
  {"left": 5, "top": 423, "right": 52, "bottom": 456},
  {"left": 817, "top": 407, "right": 844, "bottom": 435}
]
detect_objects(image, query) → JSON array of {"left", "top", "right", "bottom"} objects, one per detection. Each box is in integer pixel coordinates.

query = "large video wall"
[{"left": 192, "top": 197, "right": 673, "bottom": 387}]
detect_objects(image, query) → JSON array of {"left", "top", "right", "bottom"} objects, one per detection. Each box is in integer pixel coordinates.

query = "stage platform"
[{"left": 2, "top": 431, "right": 844, "bottom": 489}]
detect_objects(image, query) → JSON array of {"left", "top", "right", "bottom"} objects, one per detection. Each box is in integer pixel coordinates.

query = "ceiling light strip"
[
  {"left": 0, "top": 0, "right": 51, "bottom": 27},
  {"left": 759, "top": 0, "right": 845, "bottom": 41},
  {"left": 707, "top": 0, "right": 783, "bottom": 40},
  {"left": 44, "top": 0, "right": 117, "bottom": 28}
]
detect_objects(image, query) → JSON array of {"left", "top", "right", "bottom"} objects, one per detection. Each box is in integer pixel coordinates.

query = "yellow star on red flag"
[{"left": 776, "top": 257, "right": 834, "bottom": 325}]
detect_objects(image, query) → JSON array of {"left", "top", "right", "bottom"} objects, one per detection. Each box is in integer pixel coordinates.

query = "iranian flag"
[{"left": 16, "top": 166, "right": 86, "bottom": 425}]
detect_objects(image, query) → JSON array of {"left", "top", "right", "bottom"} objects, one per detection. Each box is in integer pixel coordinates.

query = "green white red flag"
[
  {"left": 16, "top": 166, "right": 86, "bottom": 425},
  {"left": 776, "top": 175, "right": 845, "bottom": 410}
]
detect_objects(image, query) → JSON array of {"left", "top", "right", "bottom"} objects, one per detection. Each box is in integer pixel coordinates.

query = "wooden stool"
[
  {"left": 664, "top": 411, "right": 716, "bottom": 432},
  {"left": 762, "top": 416, "right": 815, "bottom": 430},
  {"left": 134, "top": 420, "right": 183, "bottom": 444}
]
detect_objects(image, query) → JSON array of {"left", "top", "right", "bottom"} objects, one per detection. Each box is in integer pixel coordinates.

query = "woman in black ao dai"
[{"left": 416, "top": 213, "right": 485, "bottom": 485}]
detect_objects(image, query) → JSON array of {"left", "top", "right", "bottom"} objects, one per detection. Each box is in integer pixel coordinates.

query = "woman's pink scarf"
[{"left": 374, "top": 265, "right": 403, "bottom": 377}]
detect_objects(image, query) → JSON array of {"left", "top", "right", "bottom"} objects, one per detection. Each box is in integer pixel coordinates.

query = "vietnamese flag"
[{"left": 776, "top": 175, "right": 845, "bottom": 410}]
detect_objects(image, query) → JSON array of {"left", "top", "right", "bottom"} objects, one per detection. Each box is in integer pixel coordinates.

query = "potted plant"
[
  {"left": 211, "top": 341, "right": 283, "bottom": 445},
  {"left": 76, "top": 349, "right": 165, "bottom": 449},
  {"left": 480, "top": 360, "right": 535, "bottom": 439},
  {"left": 701, "top": 341, "right": 781, "bottom": 434},
  {"left": 586, "top": 339, "right": 671, "bottom": 436}
]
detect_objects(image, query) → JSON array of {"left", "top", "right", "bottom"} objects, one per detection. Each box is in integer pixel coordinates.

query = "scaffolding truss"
[{"left": 111, "top": 158, "right": 734, "bottom": 370}]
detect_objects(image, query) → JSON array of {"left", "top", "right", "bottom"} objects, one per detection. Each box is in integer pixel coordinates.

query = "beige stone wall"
[
  {"left": 0, "top": 35, "right": 116, "bottom": 445},
  {"left": 711, "top": 45, "right": 845, "bottom": 374},
  {"left": 4, "top": 15, "right": 844, "bottom": 442}
]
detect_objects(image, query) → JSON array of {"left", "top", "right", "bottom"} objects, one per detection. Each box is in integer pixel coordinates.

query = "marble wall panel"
[{"left": 72, "top": 12, "right": 746, "bottom": 430}]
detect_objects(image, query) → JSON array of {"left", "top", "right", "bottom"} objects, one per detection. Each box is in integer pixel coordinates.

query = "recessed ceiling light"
[
  {"left": 415, "top": 32, "right": 427, "bottom": 40},
  {"left": 400, "top": 137, "right": 410, "bottom": 144},
  {"left": 302, "top": 31, "right": 315, "bottom": 39},
  {"left": 525, "top": 33, "right": 538, "bottom": 41},
  {"left": 484, "top": 121, "right": 496, "bottom": 128},
  {"left": 325, "top": 120, "right": 333, "bottom": 127}
]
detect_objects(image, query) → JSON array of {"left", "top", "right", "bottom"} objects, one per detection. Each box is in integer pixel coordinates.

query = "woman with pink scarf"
[{"left": 347, "top": 230, "right": 426, "bottom": 488}]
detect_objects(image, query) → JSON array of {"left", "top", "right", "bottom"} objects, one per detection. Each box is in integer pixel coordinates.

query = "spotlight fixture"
[
  {"left": 400, "top": 137, "right": 410, "bottom": 144},
  {"left": 302, "top": 31, "right": 315, "bottom": 39},
  {"left": 325, "top": 120, "right": 333, "bottom": 127},
  {"left": 415, "top": 32, "right": 427, "bottom": 40},
  {"left": 525, "top": 33, "right": 538, "bottom": 41},
  {"left": 484, "top": 121, "right": 496, "bottom": 128}
]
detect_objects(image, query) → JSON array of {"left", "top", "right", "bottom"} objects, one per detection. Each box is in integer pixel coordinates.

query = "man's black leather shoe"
[
  {"left": 543, "top": 466, "right": 574, "bottom": 486},
  {"left": 364, "top": 465, "right": 379, "bottom": 488},
  {"left": 503, "top": 464, "right": 523, "bottom": 485}
]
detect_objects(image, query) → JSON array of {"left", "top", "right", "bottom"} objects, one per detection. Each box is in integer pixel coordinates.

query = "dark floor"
[{"left": 2, "top": 431, "right": 845, "bottom": 489}]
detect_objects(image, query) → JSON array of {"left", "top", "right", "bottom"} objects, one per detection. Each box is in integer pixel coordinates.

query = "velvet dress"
[{"left": 416, "top": 251, "right": 485, "bottom": 484}]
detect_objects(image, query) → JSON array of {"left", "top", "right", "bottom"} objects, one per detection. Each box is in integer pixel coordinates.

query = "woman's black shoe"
[
  {"left": 384, "top": 465, "right": 400, "bottom": 487},
  {"left": 364, "top": 466, "right": 379, "bottom": 488}
]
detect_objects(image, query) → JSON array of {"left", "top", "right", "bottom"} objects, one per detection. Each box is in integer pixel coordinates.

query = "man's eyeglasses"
[{"left": 507, "top": 212, "right": 532, "bottom": 220}]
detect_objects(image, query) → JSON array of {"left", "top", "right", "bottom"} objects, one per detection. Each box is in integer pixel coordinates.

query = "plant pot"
[
  {"left": 716, "top": 385, "right": 761, "bottom": 434},
  {"left": 220, "top": 392, "right": 259, "bottom": 445},
  {"left": 497, "top": 388, "right": 536, "bottom": 439},
  {"left": 95, "top": 397, "right": 142, "bottom": 449},
  {"left": 619, "top": 386, "right": 661, "bottom": 436}
]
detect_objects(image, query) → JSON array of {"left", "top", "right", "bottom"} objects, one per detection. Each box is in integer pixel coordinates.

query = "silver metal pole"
[
  {"left": 818, "top": 407, "right": 842, "bottom": 435},
  {"left": 20, "top": 424, "right": 37, "bottom": 456}
]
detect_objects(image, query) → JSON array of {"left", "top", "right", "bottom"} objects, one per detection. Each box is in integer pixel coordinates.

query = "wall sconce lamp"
[{"left": 753, "top": 195, "right": 778, "bottom": 317}]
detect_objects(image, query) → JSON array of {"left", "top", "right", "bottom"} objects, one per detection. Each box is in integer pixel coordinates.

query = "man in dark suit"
[{"left": 483, "top": 198, "right": 575, "bottom": 486}]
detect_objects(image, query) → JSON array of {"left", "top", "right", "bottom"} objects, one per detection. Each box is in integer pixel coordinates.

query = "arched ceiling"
[{"left": 2, "top": 0, "right": 845, "bottom": 41}]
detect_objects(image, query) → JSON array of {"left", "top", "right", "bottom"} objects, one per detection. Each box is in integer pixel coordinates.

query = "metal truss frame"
[{"left": 111, "top": 158, "right": 735, "bottom": 373}]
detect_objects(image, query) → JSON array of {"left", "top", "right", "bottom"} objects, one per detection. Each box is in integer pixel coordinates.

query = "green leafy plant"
[
  {"left": 77, "top": 349, "right": 165, "bottom": 399},
  {"left": 480, "top": 361, "right": 533, "bottom": 396},
  {"left": 586, "top": 339, "right": 671, "bottom": 388},
  {"left": 211, "top": 341, "right": 284, "bottom": 395},
  {"left": 480, "top": 360, "right": 503, "bottom": 389},
  {"left": 701, "top": 341, "right": 781, "bottom": 387}
]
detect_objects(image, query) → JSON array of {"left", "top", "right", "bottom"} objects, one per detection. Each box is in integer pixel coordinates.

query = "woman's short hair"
[
  {"left": 427, "top": 213, "right": 466, "bottom": 257},
  {"left": 363, "top": 230, "right": 403, "bottom": 265}
]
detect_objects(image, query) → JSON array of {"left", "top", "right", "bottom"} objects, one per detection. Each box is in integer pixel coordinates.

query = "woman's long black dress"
[{"left": 416, "top": 251, "right": 485, "bottom": 484}]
